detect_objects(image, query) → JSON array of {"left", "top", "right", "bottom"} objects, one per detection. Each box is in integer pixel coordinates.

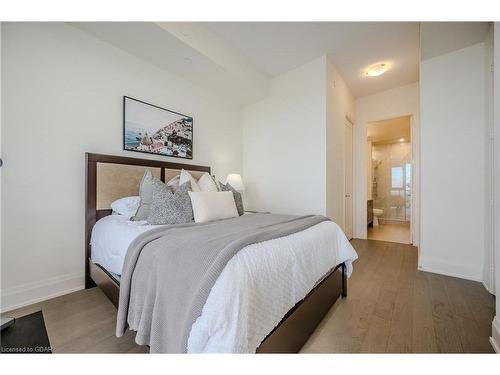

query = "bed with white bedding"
[
  {"left": 85, "top": 152, "right": 358, "bottom": 353},
  {"left": 90, "top": 214, "right": 357, "bottom": 353}
]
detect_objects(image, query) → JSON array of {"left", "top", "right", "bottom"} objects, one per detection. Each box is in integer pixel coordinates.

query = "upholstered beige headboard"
[
  {"left": 96, "top": 163, "right": 161, "bottom": 210},
  {"left": 85, "top": 152, "right": 211, "bottom": 288},
  {"left": 96, "top": 164, "right": 207, "bottom": 209},
  {"left": 164, "top": 168, "right": 206, "bottom": 186}
]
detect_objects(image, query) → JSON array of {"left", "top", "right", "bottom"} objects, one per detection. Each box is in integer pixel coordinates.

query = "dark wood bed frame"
[{"left": 85, "top": 152, "right": 347, "bottom": 353}]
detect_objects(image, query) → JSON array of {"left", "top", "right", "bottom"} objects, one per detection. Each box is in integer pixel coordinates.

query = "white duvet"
[
  {"left": 91, "top": 215, "right": 358, "bottom": 353},
  {"left": 90, "top": 215, "right": 162, "bottom": 276}
]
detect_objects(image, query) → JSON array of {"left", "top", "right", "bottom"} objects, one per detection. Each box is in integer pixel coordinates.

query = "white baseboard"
[
  {"left": 491, "top": 316, "right": 500, "bottom": 353},
  {"left": 482, "top": 280, "right": 496, "bottom": 295},
  {"left": 1, "top": 272, "right": 84, "bottom": 313},
  {"left": 481, "top": 262, "right": 496, "bottom": 295},
  {"left": 418, "top": 256, "right": 482, "bottom": 282}
]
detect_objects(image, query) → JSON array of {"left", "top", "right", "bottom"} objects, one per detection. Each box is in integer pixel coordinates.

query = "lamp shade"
[{"left": 225, "top": 174, "right": 245, "bottom": 191}]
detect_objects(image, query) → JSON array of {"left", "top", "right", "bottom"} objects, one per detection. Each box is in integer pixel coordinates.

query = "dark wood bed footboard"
[
  {"left": 256, "top": 263, "right": 345, "bottom": 353},
  {"left": 88, "top": 257, "right": 347, "bottom": 353}
]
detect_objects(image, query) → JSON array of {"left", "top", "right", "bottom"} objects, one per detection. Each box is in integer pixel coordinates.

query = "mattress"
[
  {"left": 90, "top": 214, "right": 358, "bottom": 352},
  {"left": 90, "top": 212, "right": 257, "bottom": 276},
  {"left": 188, "top": 220, "right": 357, "bottom": 352},
  {"left": 90, "top": 214, "right": 164, "bottom": 276}
]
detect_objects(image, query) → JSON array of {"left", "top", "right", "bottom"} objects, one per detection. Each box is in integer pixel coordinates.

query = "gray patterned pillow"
[
  {"left": 147, "top": 180, "right": 194, "bottom": 225},
  {"left": 219, "top": 182, "right": 244, "bottom": 216},
  {"left": 131, "top": 169, "right": 156, "bottom": 221}
]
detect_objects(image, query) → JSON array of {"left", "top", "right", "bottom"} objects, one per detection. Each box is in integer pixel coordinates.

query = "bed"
[{"left": 84, "top": 152, "right": 358, "bottom": 353}]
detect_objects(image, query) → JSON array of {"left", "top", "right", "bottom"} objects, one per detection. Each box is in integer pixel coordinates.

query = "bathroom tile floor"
[{"left": 367, "top": 222, "right": 411, "bottom": 244}]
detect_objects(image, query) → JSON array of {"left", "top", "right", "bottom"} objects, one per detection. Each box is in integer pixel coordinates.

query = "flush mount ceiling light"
[{"left": 365, "top": 63, "right": 389, "bottom": 77}]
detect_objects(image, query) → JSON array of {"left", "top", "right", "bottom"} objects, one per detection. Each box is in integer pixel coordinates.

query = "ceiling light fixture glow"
[{"left": 366, "top": 63, "right": 389, "bottom": 77}]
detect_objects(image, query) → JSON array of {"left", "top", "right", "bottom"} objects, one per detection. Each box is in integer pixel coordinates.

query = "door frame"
[
  {"left": 359, "top": 113, "right": 418, "bottom": 246},
  {"left": 343, "top": 119, "right": 354, "bottom": 240},
  {"left": 409, "top": 115, "right": 414, "bottom": 245}
]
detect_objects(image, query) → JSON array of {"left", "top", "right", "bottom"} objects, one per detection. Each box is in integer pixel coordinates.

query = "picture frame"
[{"left": 123, "top": 96, "right": 193, "bottom": 160}]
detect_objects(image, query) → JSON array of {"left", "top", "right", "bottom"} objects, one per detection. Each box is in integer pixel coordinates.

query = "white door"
[{"left": 344, "top": 121, "right": 354, "bottom": 239}]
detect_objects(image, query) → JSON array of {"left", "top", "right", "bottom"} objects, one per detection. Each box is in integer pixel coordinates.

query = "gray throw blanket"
[{"left": 116, "top": 213, "right": 328, "bottom": 353}]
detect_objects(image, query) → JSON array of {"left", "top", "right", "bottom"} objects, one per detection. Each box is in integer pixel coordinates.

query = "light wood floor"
[
  {"left": 301, "top": 239, "right": 495, "bottom": 353},
  {"left": 1, "top": 287, "right": 148, "bottom": 353},
  {"left": 2, "top": 239, "right": 495, "bottom": 353},
  {"left": 367, "top": 223, "right": 411, "bottom": 244}
]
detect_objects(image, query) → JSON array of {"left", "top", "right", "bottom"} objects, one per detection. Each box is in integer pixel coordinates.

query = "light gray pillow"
[
  {"left": 219, "top": 182, "right": 244, "bottom": 216},
  {"left": 147, "top": 181, "right": 194, "bottom": 225},
  {"left": 131, "top": 169, "right": 156, "bottom": 221},
  {"left": 166, "top": 174, "right": 180, "bottom": 189}
]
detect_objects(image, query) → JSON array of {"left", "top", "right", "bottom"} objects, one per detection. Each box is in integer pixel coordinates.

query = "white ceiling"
[
  {"left": 420, "top": 22, "right": 490, "bottom": 61},
  {"left": 71, "top": 22, "right": 270, "bottom": 106},
  {"left": 73, "top": 22, "right": 490, "bottom": 105},
  {"left": 205, "top": 22, "right": 421, "bottom": 98}
]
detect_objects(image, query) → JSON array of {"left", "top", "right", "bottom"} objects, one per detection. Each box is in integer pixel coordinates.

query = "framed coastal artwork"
[{"left": 123, "top": 96, "right": 193, "bottom": 159}]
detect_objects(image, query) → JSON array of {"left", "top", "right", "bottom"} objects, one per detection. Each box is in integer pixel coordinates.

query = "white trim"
[
  {"left": 483, "top": 24, "right": 496, "bottom": 296},
  {"left": 494, "top": 22, "right": 500, "bottom": 354},
  {"left": 483, "top": 278, "right": 495, "bottom": 295},
  {"left": 419, "top": 256, "right": 482, "bottom": 282},
  {"left": 491, "top": 316, "right": 500, "bottom": 353},
  {"left": 343, "top": 120, "right": 354, "bottom": 240},
  {"left": 482, "top": 262, "right": 496, "bottom": 294},
  {"left": 0, "top": 272, "right": 84, "bottom": 313}
]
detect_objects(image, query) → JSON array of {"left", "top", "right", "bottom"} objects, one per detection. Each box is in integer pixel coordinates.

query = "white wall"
[
  {"left": 420, "top": 43, "right": 486, "bottom": 281},
  {"left": 242, "top": 56, "right": 328, "bottom": 215},
  {"left": 1, "top": 23, "right": 243, "bottom": 311},
  {"left": 0, "top": 22, "right": 2, "bottom": 306},
  {"left": 354, "top": 82, "right": 420, "bottom": 243},
  {"left": 484, "top": 25, "right": 495, "bottom": 294},
  {"left": 242, "top": 56, "right": 355, "bottom": 231},
  {"left": 326, "top": 60, "right": 355, "bottom": 227},
  {"left": 492, "top": 22, "right": 500, "bottom": 353}
]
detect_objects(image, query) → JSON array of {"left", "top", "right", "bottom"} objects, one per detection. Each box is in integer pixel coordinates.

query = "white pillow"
[
  {"left": 110, "top": 196, "right": 140, "bottom": 218},
  {"left": 197, "top": 172, "right": 219, "bottom": 192},
  {"left": 179, "top": 169, "right": 200, "bottom": 192},
  {"left": 188, "top": 191, "right": 238, "bottom": 223}
]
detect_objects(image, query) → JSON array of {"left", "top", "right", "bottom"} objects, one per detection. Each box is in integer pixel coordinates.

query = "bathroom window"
[
  {"left": 391, "top": 166, "right": 404, "bottom": 189},
  {"left": 405, "top": 162, "right": 412, "bottom": 190}
]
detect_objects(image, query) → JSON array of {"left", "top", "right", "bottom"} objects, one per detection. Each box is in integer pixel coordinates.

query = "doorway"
[{"left": 366, "top": 116, "right": 411, "bottom": 244}]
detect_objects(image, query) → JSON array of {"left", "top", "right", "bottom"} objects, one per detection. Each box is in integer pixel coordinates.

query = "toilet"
[{"left": 372, "top": 208, "right": 383, "bottom": 226}]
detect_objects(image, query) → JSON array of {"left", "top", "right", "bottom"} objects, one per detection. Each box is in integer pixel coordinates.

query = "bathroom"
[{"left": 367, "top": 116, "right": 411, "bottom": 244}]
